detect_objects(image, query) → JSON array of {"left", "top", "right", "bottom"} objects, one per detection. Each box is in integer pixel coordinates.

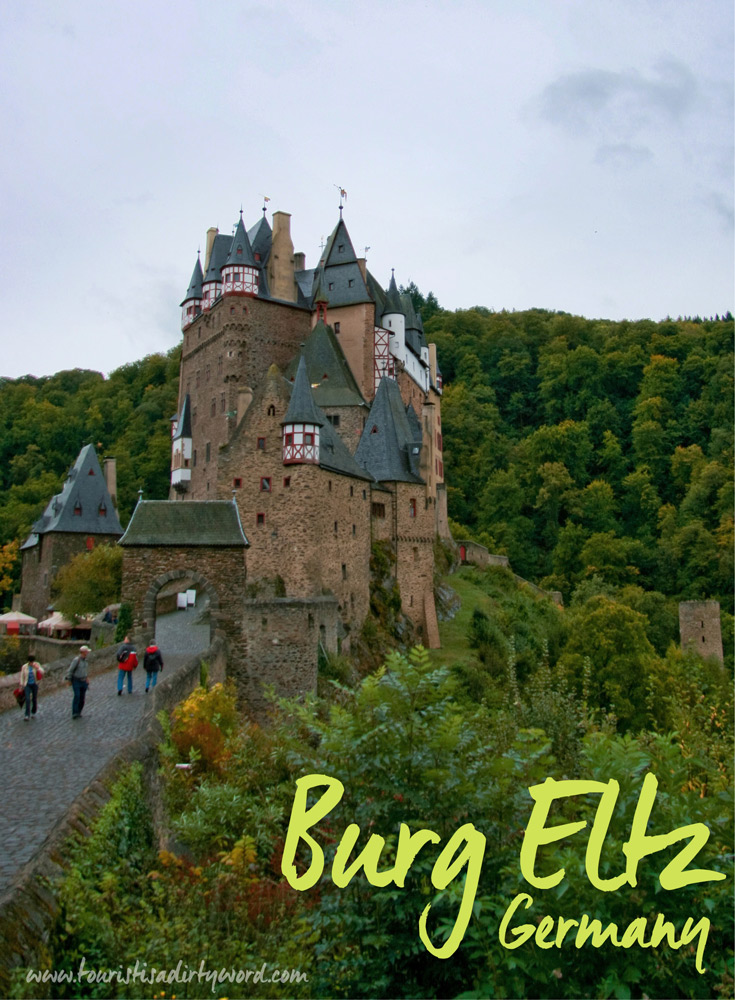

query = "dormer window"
[
  {"left": 98, "top": 503, "right": 107, "bottom": 516},
  {"left": 74, "top": 501, "right": 82, "bottom": 516},
  {"left": 88, "top": 469, "right": 95, "bottom": 476},
  {"left": 255, "top": 252, "right": 261, "bottom": 262},
  {"left": 338, "top": 244, "right": 344, "bottom": 253}
]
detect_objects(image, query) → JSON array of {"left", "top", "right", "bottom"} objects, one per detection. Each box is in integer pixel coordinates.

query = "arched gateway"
[{"left": 119, "top": 499, "right": 249, "bottom": 675}]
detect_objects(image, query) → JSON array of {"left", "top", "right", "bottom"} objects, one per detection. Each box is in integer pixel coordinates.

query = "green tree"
[{"left": 53, "top": 544, "right": 123, "bottom": 621}]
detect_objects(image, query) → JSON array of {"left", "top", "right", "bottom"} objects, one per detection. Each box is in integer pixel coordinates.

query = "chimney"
[
  {"left": 294, "top": 251, "right": 306, "bottom": 272},
  {"left": 103, "top": 458, "right": 118, "bottom": 509},
  {"left": 268, "top": 211, "right": 297, "bottom": 302},
  {"left": 204, "top": 227, "right": 218, "bottom": 272}
]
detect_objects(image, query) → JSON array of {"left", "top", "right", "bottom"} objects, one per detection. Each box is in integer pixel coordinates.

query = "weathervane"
[
  {"left": 263, "top": 195, "right": 270, "bottom": 214},
  {"left": 334, "top": 184, "right": 347, "bottom": 215},
  {"left": 363, "top": 246, "right": 370, "bottom": 261}
]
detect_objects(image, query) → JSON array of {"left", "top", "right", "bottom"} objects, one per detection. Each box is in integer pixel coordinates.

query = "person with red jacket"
[
  {"left": 116, "top": 636, "right": 138, "bottom": 696},
  {"left": 143, "top": 643, "right": 163, "bottom": 692}
]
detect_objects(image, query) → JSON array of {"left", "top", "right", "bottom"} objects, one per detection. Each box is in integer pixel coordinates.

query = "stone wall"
[
  {"left": 239, "top": 596, "right": 339, "bottom": 714},
  {"left": 394, "top": 482, "right": 436, "bottom": 640},
  {"left": 0, "top": 637, "right": 227, "bottom": 995},
  {"left": 0, "top": 643, "right": 121, "bottom": 713},
  {"left": 679, "top": 600, "right": 723, "bottom": 663},
  {"left": 20, "top": 533, "right": 121, "bottom": 621},
  {"left": 179, "top": 296, "right": 311, "bottom": 499}
]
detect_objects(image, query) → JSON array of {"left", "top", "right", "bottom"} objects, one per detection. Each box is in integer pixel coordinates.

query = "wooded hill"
[{"left": 0, "top": 307, "right": 731, "bottom": 630}]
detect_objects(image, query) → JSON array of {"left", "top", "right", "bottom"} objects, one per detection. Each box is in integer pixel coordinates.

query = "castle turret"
[
  {"left": 282, "top": 356, "right": 323, "bottom": 465},
  {"left": 180, "top": 255, "right": 203, "bottom": 329},
  {"left": 202, "top": 230, "right": 229, "bottom": 310},
  {"left": 222, "top": 213, "right": 259, "bottom": 296},
  {"left": 170, "top": 395, "right": 193, "bottom": 494},
  {"left": 313, "top": 273, "right": 329, "bottom": 324},
  {"left": 382, "top": 272, "right": 406, "bottom": 354}
]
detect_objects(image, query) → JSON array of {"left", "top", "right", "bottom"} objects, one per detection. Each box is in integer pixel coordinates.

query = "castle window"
[
  {"left": 218, "top": 355, "right": 223, "bottom": 375},
  {"left": 334, "top": 521, "right": 338, "bottom": 534},
  {"left": 88, "top": 469, "right": 95, "bottom": 476},
  {"left": 370, "top": 425, "right": 378, "bottom": 434},
  {"left": 211, "top": 399, "right": 216, "bottom": 416},
  {"left": 328, "top": 282, "right": 334, "bottom": 291},
  {"left": 233, "top": 478, "right": 242, "bottom": 488},
  {"left": 193, "top": 450, "right": 197, "bottom": 466},
  {"left": 267, "top": 405, "right": 276, "bottom": 417},
  {"left": 74, "top": 501, "right": 82, "bottom": 516},
  {"left": 338, "top": 244, "right": 344, "bottom": 253},
  {"left": 220, "top": 393, "right": 226, "bottom": 412},
  {"left": 284, "top": 433, "right": 293, "bottom": 447},
  {"left": 304, "top": 432, "right": 314, "bottom": 446},
  {"left": 205, "top": 364, "right": 210, "bottom": 382},
  {"left": 257, "top": 513, "right": 265, "bottom": 526},
  {"left": 372, "top": 502, "right": 385, "bottom": 518},
  {"left": 98, "top": 503, "right": 106, "bottom": 516},
  {"left": 257, "top": 437, "right": 266, "bottom": 450},
  {"left": 334, "top": 322, "right": 340, "bottom": 334},
  {"left": 352, "top": 524, "right": 356, "bottom": 536},
  {"left": 205, "top": 442, "right": 211, "bottom": 463},
  {"left": 410, "top": 595, "right": 414, "bottom": 607},
  {"left": 255, "top": 252, "right": 261, "bottom": 262},
  {"left": 341, "top": 564, "right": 347, "bottom": 579},
  {"left": 349, "top": 486, "right": 353, "bottom": 497},
  {"left": 348, "top": 279, "right": 354, "bottom": 288},
  {"left": 327, "top": 414, "right": 340, "bottom": 427},
  {"left": 328, "top": 480, "right": 332, "bottom": 492},
  {"left": 308, "top": 614, "right": 314, "bottom": 629},
  {"left": 362, "top": 490, "right": 366, "bottom": 500},
  {"left": 283, "top": 476, "right": 290, "bottom": 488},
  {"left": 409, "top": 498, "right": 416, "bottom": 518},
  {"left": 260, "top": 477, "right": 271, "bottom": 492},
  {"left": 86, "top": 536, "right": 94, "bottom": 550}
]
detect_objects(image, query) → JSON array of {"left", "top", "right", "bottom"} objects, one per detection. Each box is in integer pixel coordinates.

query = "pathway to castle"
[{"left": 0, "top": 610, "right": 210, "bottom": 897}]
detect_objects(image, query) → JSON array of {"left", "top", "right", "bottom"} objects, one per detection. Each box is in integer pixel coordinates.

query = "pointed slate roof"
[
  {"left": 317, "top": 412, "right": 374, "bottom": 482},
  {"left": 203, "top": 233, "right": 232, "bottom": 283},
  {"left": 23, "top": 445, "right": 123, "bottom": 545},
  {"left": 119, "top": 500, "right": 248, "bottom": 547},
  {"left": 282, "top": 356, "right": 324, "bottom": 426},
  {"left": 354, "top": 378, "right": 424, "bottom": 484},
  {"left": 173, "top": 394, "right": 192, "bottom": 440},
  {"left": 322, "top": 217, "right": 357, "bottom": 267},
  {"left": 181, "top": 256, "right": 203, "bottom": 305},
  {"left": 284, "top": 321, "right": 366, "bottom": 409},
  {"left": 248, "top": 214, "right": 272, "bottom": 262},
  {"left": 225, "top": 215, "right": 256, "bottom": 267},
  {"left": 383, "top": 273, "right": 405, "bottom": 316}
]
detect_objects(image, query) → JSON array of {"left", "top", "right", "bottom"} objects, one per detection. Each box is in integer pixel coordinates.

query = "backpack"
[{"left": 117, "top": 649, "right": 130, "bottom": 663}]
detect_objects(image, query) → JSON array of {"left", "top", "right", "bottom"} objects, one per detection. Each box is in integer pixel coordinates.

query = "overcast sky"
[{"left": 1, "top": 0, "right": 732, "bottom": 380}]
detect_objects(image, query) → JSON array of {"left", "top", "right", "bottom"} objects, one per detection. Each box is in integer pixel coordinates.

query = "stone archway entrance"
[{"left": 144, "top": 569, "right": 219, "bottom": 659}]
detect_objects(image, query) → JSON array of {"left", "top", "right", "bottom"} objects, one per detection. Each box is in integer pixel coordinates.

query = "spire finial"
[
  {"left": 263, "top": 195, "right": 270, "bottom": 214},
  {"left": 334, "top": 184, "right": 347, "bottom": 213},
  {"left": 137, "top": 487, "right": 144, "bottom": 504}
]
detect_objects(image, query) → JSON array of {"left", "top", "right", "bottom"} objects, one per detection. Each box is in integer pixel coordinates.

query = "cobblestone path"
[{"left": 0, "top": 610, "right": 210, "bottom": 896}]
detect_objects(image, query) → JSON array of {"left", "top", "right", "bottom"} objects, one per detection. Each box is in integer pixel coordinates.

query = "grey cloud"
[
  {"left": 594, "top": 143, "right": 653, "bottom": 168},
  {"left": 537, "top": 59, "right": 697, "bottom": 137}
]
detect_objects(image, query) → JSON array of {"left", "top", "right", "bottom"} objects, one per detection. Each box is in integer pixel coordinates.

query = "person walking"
[
  {"left": 65, "top": 645, "right": 91, "bottom": 719},
  {"left": 143, "top": 642, "right": 163, "bottom": 692},
  {"left": 116, "top": 635, "right": 138, "bottom": 695},
  {"left": 19, "top": 653, "right": 44, "bottom": 720}
]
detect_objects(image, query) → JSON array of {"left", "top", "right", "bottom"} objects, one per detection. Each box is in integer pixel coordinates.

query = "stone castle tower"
[
  {"left": 679, "top": 600, "right": 724, "bottom": 664},
  {"left": 118, "top": 200, "right": 451, "bottom": 704}
]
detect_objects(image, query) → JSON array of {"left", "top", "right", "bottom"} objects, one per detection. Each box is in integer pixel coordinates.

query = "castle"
[{"left": 119, "top": 200, "right": 450, "bottom": 708}]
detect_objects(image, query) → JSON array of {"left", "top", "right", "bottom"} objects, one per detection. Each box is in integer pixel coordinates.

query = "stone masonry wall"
[
  {"left": 679, "top": 600, "right": 724, "bottom": 663},
  {"left": 179, "top": 296, "right": 311, "bottom": 499},
  {"left": 21, "top": 533, "right": 121, "bottom": 621},
  {"left": 238, "top": 596, "right": 339, "bottom": 714},
  {"left": 394, "top": 481, "right": 436, "bottom": 641}
]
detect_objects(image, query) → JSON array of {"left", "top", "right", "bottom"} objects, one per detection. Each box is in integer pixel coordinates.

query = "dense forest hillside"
[{"left": 0, "top": 308, "right": 731, "bottom": 629}]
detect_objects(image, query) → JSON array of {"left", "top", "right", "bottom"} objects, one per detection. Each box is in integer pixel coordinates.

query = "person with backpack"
[
  {"left": 143, "top": 642, "right": 163, "bottom": 692},
  {"left": 116, "top": 635, "right": 138, "bottom": 696},
  {"left": 19, "top": 653, "right": 44, "bottom": 720},
  {"left": 65, "top": 645, "right": 91, "bottom": 719}
]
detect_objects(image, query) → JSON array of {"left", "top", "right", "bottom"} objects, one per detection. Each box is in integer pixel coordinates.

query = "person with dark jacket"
[
  {"left": 116, "top": 636, "right": 138, "bottom": 695},
  {"left": 143, "top": 643, "right": 163, "bottom": 692},
  {"left": 65, "top": 645, "right": 90, "bottom": 719}
]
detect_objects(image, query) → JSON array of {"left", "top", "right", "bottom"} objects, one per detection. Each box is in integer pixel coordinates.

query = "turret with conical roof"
[
  {"left": 181, "top": 255, "right": 203, "bottom": 329},
  {"left": 201, "top": 231, "right": 231, "bottom": 309},
  {"left": 222, "top": 213, "right": 259, "bottom": 296},
  {"left": 282, "top": 356, "right": 323, "bottom": 465}
]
